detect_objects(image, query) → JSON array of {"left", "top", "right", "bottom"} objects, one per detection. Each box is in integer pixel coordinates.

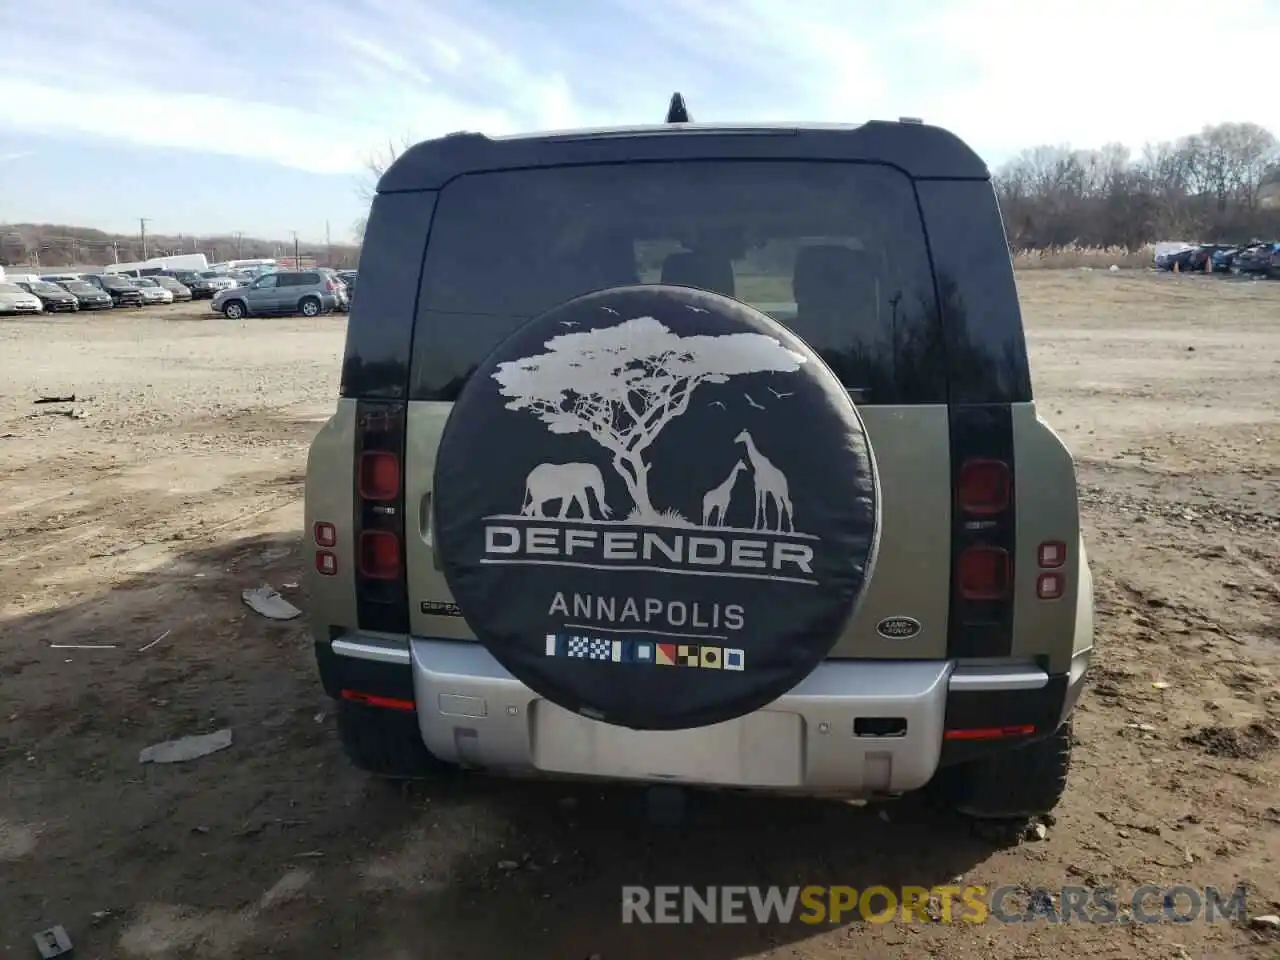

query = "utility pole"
[
  {"left": 325, "top": 220, "right": 331, "bottom": 266},
  {"left": 139, "top": 217, "right": 150, "bottom": 258},
  {"left": 112, "top": 240, "right": 119, "bottom": 264},
  {"left": 292, "top": 230, "right": 300, "bottom": 270},
  {"left": 235, "top": 232, "right": 243, "bottom": 257}
]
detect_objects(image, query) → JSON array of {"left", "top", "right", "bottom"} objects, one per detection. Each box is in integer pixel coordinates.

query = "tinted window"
[
  {"left": 298, "top": 272, "right": 321, "bottom": 285},
  {"left": 409, "top": 161, "right": 945, "bottom": 404},
  {"left": 914, "top": 180, "right": 1032, "bottom": 404}
]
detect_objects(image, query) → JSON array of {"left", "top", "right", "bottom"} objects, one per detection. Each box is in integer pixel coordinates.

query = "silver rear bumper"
[{"left": 333, "top": 637, "right": 1077, "bottom": 796}]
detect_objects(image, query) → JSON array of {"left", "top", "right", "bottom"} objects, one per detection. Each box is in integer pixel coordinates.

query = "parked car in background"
[
  {"left": 1155, "top": 244, "right": 1198, "bottom": 271},
  {"left": 336, "top": 269, "right": 357, "bottom": 301},
  {"left": 83, "top": 273, "right": 145, "bottom": 308},
  {"left": 1232, "top": 242, "right": 1280, "bottom": 275},
  {"left": 200, "top": 271, "right": 240, "bottom": 293},
  {"left": 317, "top": 267, "right": 349, "bottom": 311},
  {"left": 130, "top": 277, "right": 175, "bottom": 305},
  {"left": 0, "top": 281, "right": 44, "bottom": 315},
  {"left": 15, "top": 279, "right": 79, "bottom": 312},
  {"left": 1185, "top": 243, "right": 1235, "bottom": 273},
  {"left": 150, "top": 275, "right": 192, "bottom": 301},
  {"left": 210, "top": 269, "right": 338, "bottom": 319},
  {"left": 52, "top": 278, "right": 114, "bottom": 310},
  {"left": 161, "top": 270, "right": 216, "bottom": 298},
  {"left": 1210, "top": 247, "right": 1241, "bottom": 272}
]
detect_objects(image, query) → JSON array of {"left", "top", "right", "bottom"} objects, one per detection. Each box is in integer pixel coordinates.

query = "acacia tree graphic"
[{"left": 491, "top": 316, "right": 807, "bottom": 522}]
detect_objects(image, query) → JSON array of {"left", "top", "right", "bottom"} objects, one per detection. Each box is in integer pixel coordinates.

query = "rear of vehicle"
[
  {"left": 194, "top": 272, "right": 238, "bottom": 295},
  {"left": 305, "top": 118, "right": 1093, "bottom": 815}
]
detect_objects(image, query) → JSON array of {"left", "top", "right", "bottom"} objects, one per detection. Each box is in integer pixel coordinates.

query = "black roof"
[{"left": 377, "top": 120, "right": 989, "bottom": 193}]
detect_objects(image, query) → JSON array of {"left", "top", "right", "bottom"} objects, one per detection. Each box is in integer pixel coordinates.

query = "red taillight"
[
  {"left": 1037, "top": 540, "right": 1066, "bottom": 568},
  {"left": 359, "top": 530, "right": 401, "bottom": 580},
  {"left": 944, "top": 724, "right": 1035, "bottom": 741},
  {"left": 341, "top": 689, "right": 414, "bottom": 711},
  {"left": 1036, "top": 572, "right": 1064, "bottom": 600},
  {"left": 316, "top": 551, "right": 337, "bottom": 575},
  {"left": 958, "top": 545, "right": 1009, "bottom": 600},
  {"left": 314, "top": 521, "right": 336, "bottom": 547},
  {"left": 957, "top": 459, "right": 1011, "bottom": 516},
  {"left": 358, "top": 451, "right": 399, "bottom": 500},
  {"left": 325, "top": 279, "right": 335, "bottom": 290}
]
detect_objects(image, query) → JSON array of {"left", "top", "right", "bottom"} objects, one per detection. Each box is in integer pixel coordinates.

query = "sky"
[{"left": 2, "top": 0, "right": 1278, "bottom": 244}]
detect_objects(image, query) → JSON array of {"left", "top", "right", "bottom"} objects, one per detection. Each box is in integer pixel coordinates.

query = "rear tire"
[
  {"left": 222, "top": 300, "right": 246, "bottom": 320},
  {"left": 933, "top": 718, "right": 1073, "bottom": 819},
  {"left": 335, "top": 700, "right": 451, "bottom": 780},
  {"left": 299, "top": 296, "right": 321, "bottom": 317}
]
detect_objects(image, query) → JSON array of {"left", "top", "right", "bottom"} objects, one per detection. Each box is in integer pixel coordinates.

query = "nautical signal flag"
[{"left": 545, "top": 634, "right": 745, "bottom": 670}]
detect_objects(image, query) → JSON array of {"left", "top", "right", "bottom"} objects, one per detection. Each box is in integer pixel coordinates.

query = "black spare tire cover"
[{"left": 433, "top": 284, "right": 879, "bottom": 730}]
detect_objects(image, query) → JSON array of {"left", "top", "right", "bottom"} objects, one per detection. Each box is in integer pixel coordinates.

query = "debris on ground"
[
  {"left": 1250, "top": 914, "right": 1280, "bottom": 931},
  {"left": 242, "top": 585, "right": 301, "bottom": 621},
  {"left": 139, "top": 728, "right": 233, "bottom": 764},
  {"left": 33, "top": 925, "right": 73, "bottom": 958},
  {"left": 139, "top": 629, "right": 170, "bottom": 652},
  {"left": 34, "top": 395, "right": 76, "bottom": 404}
]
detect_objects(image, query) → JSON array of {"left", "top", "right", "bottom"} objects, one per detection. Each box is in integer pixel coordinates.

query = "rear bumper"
[{"left": 318, "top": 636, "right": 1090, "bottom": 796}]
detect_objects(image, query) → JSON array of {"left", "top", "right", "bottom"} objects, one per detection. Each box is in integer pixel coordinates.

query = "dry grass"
[{"left": 1012, "top": 244, "right": 1155, "bottom": 270}]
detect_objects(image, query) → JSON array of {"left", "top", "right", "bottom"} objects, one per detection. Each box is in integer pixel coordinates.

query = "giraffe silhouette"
[
  {"left": 701, "top": 460, "right": 746, "bottom": 527},
  {"left": 734, "top": 430, "right": 794, "bottom": 532}
]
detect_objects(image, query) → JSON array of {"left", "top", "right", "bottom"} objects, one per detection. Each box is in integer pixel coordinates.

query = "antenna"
[{"left": 665, "top": 92, "right": 691, "bottom": 124}]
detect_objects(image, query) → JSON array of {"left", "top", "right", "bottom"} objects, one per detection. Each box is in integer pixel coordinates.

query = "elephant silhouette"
[{"left": 521, "top": 462, "right": 612, "bottom": 520}]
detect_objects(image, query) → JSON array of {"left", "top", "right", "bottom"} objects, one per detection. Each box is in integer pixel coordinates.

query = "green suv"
[{"left": 304, "top": 96, "right": 1093, "bottom": 818}]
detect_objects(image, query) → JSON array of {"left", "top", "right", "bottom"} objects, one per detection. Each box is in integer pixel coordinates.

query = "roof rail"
[{"left": 665, "top": 92, "right": 691, "bottom": 124}]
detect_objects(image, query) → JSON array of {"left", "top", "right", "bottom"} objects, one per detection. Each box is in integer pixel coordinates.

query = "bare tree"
[
  {"left": 353, "top": 135, "right": 416, "bottom": 243},
  {"left": 994, "top": 120, "right": 1279, "bottom": 249}
]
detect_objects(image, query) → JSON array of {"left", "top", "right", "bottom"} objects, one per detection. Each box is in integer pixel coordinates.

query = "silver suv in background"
[{"left": 210, "top": 270, "right": 339, "bottom": 319}]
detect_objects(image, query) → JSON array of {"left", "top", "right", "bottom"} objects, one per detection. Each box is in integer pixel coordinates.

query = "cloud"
[
  {"left": 0, "top": 0, "right": 1274, "bottom": 178},
  {"left": 0, "top": 151, "right": 33, "bottom": 163},
  {"left": 0, "top": 0, "right": 593, "bottom": 175}
]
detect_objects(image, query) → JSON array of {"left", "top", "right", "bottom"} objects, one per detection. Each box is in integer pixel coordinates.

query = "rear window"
[{"left": 409, "top": 160, "right": 945, "bottom": 404}]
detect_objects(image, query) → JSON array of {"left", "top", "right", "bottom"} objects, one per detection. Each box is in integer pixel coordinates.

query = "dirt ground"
[{"left": 1, "top": 273, "right": 1278, "bottom": 960}]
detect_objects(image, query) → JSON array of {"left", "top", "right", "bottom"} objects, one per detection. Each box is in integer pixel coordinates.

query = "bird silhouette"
[
  {"left": 767, "top": 388, "right": 793, "bottom": 399},
  {"left": 744, "top": 393, "right": 765, "bottom": 410},
  {"left": 559, "top": 320, "right": 578, "bottom": 327},
  {"left": 685, "top": 305, "right": 709, "bottom": 314},
  {"left": 600, "top": 307, "right": 620, "bottom": 315},
  {"left": 708, "top": 400, "right": 726, "bottom": 410}
]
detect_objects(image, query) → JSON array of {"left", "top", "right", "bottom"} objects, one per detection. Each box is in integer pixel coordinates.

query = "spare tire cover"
[{"left": 433, "top": 284, "right": 879, "bottom": 730}]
